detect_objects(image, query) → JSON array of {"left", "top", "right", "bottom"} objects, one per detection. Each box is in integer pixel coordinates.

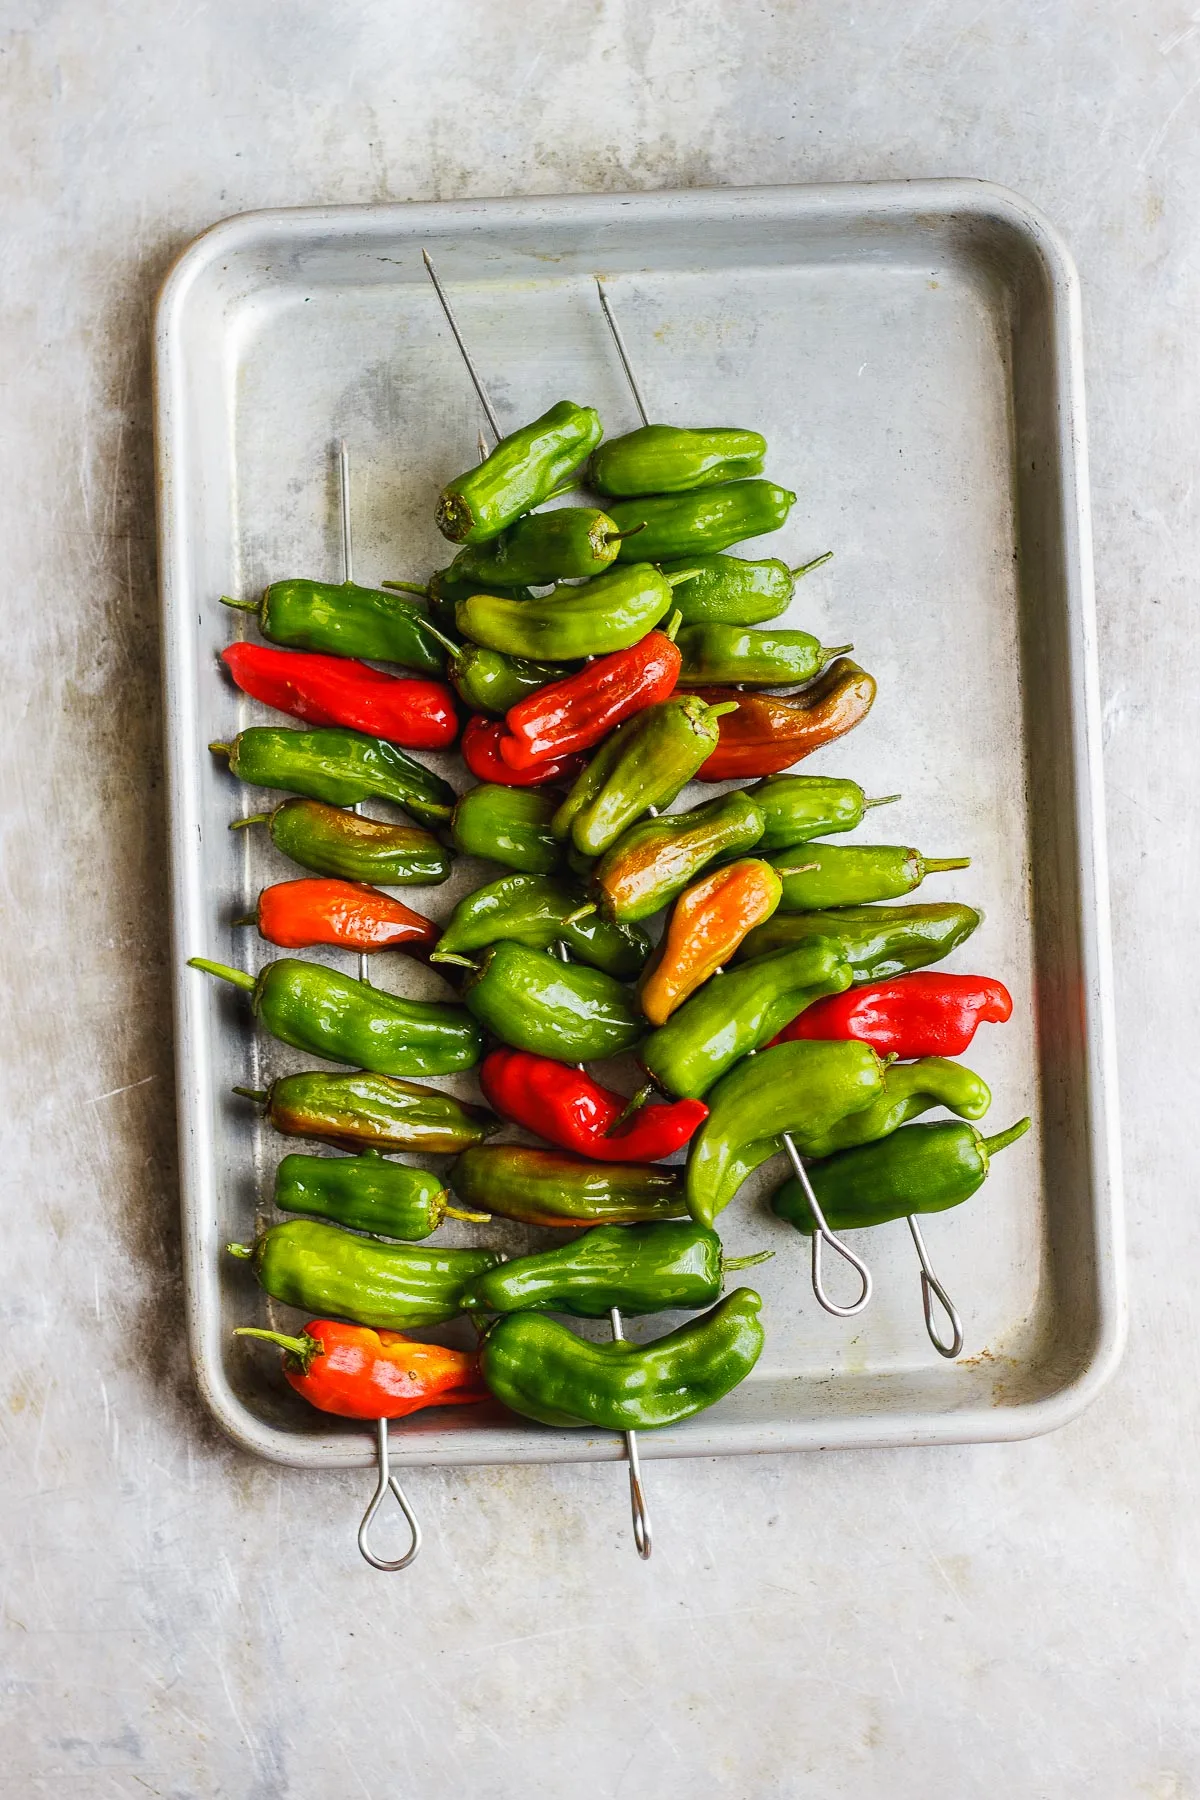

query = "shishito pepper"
[
  {"left": 499, "top": 631, "right": 681, "bottom": 770},
  {"left": 433, "top": 872, "right": 650, "bottom": 977},
  {"left": 273, "top": 1151, "right": 487, "bottom": 1239},
  {"left": 662, "top": 551, "right": 832, "bottom": 626},
  {"left": 639, "top": 860, "right": 783, "bottom": 1027},
  {"left": 675, "top": 623, "right": 851, "bottom": 688},
  {"left": 238, "top": 1070, "right": 499, "bottom": 1155},
  {"left": 695, "top": 659, "right": 877, "bottom": 781},
  {"left": 769, "top": 842, "right": 971, "bottom": 911},
  {"left": 219, "top": 643, "right": 458, "bottom": 749},
  {"left": 479, "top": 1288, "right": 765, "bottom": 1429},
  {"left": 461, "top": 941, "right": 643, "bottom": 1062},
  {"left": 589, "top": 790, "right": 765, "bottom": 924},
  {"left": 787, "top": 1056, "right": 991, "bottom": 1160},
  {"left": 461, "top": 715, "right": 584, "bottom": 788},
  {"left": 383, "top": 571, "right": 536, "bottom": 635},
  {"left": 607, "top": 480, "right": 796, "bottom": 560},
  {"left": 736, "top": 901, "right": 981, "bottom": 980},
  {"left": 246, "top": 878, "right": 438, "bottom": 956},
  {"left": 455, "top": 562, "right": 694, "bottom": 660},
  {"left": 588, "top": 425, "right": 766, "bottom": 497},
  {"left": 459, "top": 1222, "right": 769, "bottom": 1318},
  {"left": 479, "top": 1047, "right": 707, "bottom": 1162},
  {"left": 451, "top": 784, "right": 563, "bottom": 874},
  {"left": 436, "top": 400, "right": 603, "bottom": 544},
  {"left": 448, "top": 644, "right": 568, "bottom": 715},
  {"left": 446, "top": 506, "right": 637, "bottom": 586},
  {"left": 189, "top": 955, "right": 481, "bottom": 1077},
  {"left": 783, "top": 972, "right": 1014, "bottom": 1060},
  {"left": 210, "top": 726, "right": 455, "bottom": 828},
  {"left": 233, "top": 798, "right": 450, "bottom": 886},
  {"left": 234, "top": 1318, "right": 489, "bottom": 1421},
  {"left": 451, "top": 1143, "right": 687, "bottom": 1227},
  {"left": 221, "top": 580, "right": 446, "bottom": 675},
  {"left": 750, "top": 774, "right": 899, "bottom": 852},
  {"left": 772, "top": 1117, "right": 1031, "bottom": 1234}
]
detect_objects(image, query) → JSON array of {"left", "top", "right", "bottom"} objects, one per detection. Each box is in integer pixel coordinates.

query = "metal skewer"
[{"left": 424, "top": 249, "right": 502, "bottom": 443}]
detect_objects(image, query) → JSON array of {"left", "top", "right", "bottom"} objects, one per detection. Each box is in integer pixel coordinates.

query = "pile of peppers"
[{"left": 192, "top": 395, "right": 1028, "bottom": 1436}]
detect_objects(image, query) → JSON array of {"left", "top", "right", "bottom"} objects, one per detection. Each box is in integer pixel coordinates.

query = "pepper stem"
[
  {"left": 921, "top": 856, "right": 971, "bottom": 873},
  {"left": 791, "top": 552, "right": 834, "bottom": 580},
  {"left": 230, "top": 813, "right": 271, "bottom": 831},
  {"left": 445, "top": 1204, "right": 493, "bottom": 1224},
  {"left": 381, "top": 579, "right": 430, "bottom": 597},
  {"left": 563, "top": 902, "right": 598, "bottom": 926},
  {"left": 864, "top": 793, "right": 901, "bottom": 810},
  {"left": 605, "top": 1083, "right": 656, "bottom": 1136},
  {"left": 208, "top": 742, "right": 232, "bottom": 757},
  {"left": 231, "top": 1086, "right": 268, "bottom": 1103},
  {"left": 231, "top": 913, "right": 257, "bottom": 928},
  {"left": 723, "top": 1250, "right": 775, "bottom": 1270},
  {"left": 188, "top": 956, "right": 257, "bottom": 993},
  {"left": 225, "top": 1242, "right": 254, "bottom": 1259},
  {"left": 706, "top": 701, "right": 740, "bottom": 719},
  {"left": 981, "top": 1117, "right": 1031, "bottom": 1161},
  {"left": 416, "top": 620, "right": 462, "bottom": 657},
  {"left": 428, "top": 951, "right": 479, "bottom": 969},
  {"left": 604, "top": 523, "right": 647, "bottom": 543},
  {"left": 219, "top": 595, "right": 259, "bottom": 612},
  {"left": 664, "top": 608, "right": 682, "bottom": 642},
  {"left": 234, "top": 1326, "right": 324, "bottom": 1375},
  {"left": 665, "top": 567, "right": 704, "bottom": 587},
  {"left": 822, "top": 643, "right": 854, "bottom": 658}
]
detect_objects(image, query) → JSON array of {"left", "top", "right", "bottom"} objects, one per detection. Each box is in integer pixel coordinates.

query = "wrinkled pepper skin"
[
  {"left": 234, "top": 1319, "right": 489, "bottom": 1421},
  {"left": 230, "top": 1219, "right": 501, "bottom": 1330},
  {"left": 750, "top": 774, "right": 895, "bottom": 851},
  {"left": 220, "top": 642, "right": 458, "bottom": 749},
  {"left": 607, "top": 480, "right": 796, "bottom": 561},
  {"left": 788, "top": 1056, "right": 991, "bottom": 1160},
  {"left": 500, "top": 631, "right": 681, "bottom": 769},
  {"left": 479, "top": 1288, "right": 765, "bottom": 1429},
  {"left": 461, "top": 941, "right": 643, "bottom": 1062},
  {"left": 686, "top": 1039, "right": 885, "bottom": 1227},
  {"left": 247, "top": 1070, "right": 499, "bottom": 1155},
  {"left": 273, "top": 1151, "right": 458, "bottom": 1240},
  {"left": 451, "top": 1143, "right": 687, "bottom": 1227},
  {"left": 223, "top": 579, "right": 447, "bottom": 674},
  {"left": 237, "top": 798, "right": 450, "bottom": 886},
  {"left": 459, "top": 1222, "right": 747, "bottom": 1318},
  {"left": 639, "top": 860, "right": 783, "bottom": 1026},
  {"left": 661, "top": 553, "right": 829, "bottom": 626},
  {"left": 433, "top": 873, "right": 650, "bottom": 977},
  {"left": 640, "top": 939, "right": 854, "bottom": 1101},
  {"left": 189, "top": 955, "right": 481, "bottom": 1077},
  {"left": 462, "top": 715, "right": 584, "bottom": 788},
  {"left": 591, "top": 790, "right": 765, "bottom": 924},
  {"left": 451, "top": 784, "right": 563, "bottom": 874},
  {"left": 588, "top": 425, "right": 766, "bottom": 497},
  {"left": 455, "top": 562, "right": 685, "bottom": 660},
  {"left": 436, "top": 401, "right": 603, "bottom": 544},
  {"left": 675, "top": 624, "right": 844, "bottom": 689},
  {"left": 448, "top": 506, "right": 627, "bottom": 586},
  {"left": 211, "top": 725, "right": 455, "bottom": 828},
  {"left": 478, "top": 1047, "right": 707, "bottom": 1162},
  {"left": 552, "top": 696, "right": 736, "bottom": 858},
  {"left": 784, "top": 972, "right": 1014, "bottom": 1060},
  {"left": 251, "top": 878, "right": 438, "bottom": 956},
  {"left": 769, "top": 842, "right": 971, "bottom": 911},
  {"left": 695, "top": 659, "right": 877, "bottom": 781},
  {"left": 772, "top": 1117, "right": 1032, "bottom": 1235},
  {"left": 449, "top": 645, "right": 568, "bottom": 715},
  {"left": 736, "top": 901, "right": 982, "bottom": 981}
]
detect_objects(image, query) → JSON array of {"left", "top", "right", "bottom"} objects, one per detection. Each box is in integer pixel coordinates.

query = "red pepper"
[
  {"left": 479, "top": 1046, "right": 708, "bottom": 1162},
  {"left": 234, "top": 1319, "right": 489, "bottom": 1420},
  {"left": 221, "top": 641, "right": 458, "bottom": 750},
  {"left": 499, "top": 631, "right": 682, "bottom": 770},
  {"left": 693, "top": 659, "right": 876, "bottom": 781},
  {"left": 462, "top": 714, "right": 584, "bottom": 787},
  {"left": 252, "top": 878, "right": 438, "bottom": 956},
  {"left": 772, "top": 972, "right": 1013, "bottom": 1059}
]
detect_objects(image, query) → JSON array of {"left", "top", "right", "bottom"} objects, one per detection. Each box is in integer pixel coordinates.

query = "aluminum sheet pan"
[{"left": 154, "top": 180, "right": 1124, "bottom": 1469}]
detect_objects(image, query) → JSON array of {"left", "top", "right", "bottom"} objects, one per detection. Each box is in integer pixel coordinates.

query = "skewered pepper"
[
  {"left": 238, "top": 1070, "right": 499, "bottom": 1155},
  {"left": 750, "top": 774, "right": 899, "bottom": 851},
  {"left": 460, "top": 941, "right": 643, "bottom": 1062},
  {"left": 189, "top": 955, "right": 481, "bottom": 1076},
  {"left": 210, "top": 726, "right": 455, "bottom": 828},
  {"left": 498, "top": 630, "right": 681, "bottom": 769},
  {"left": 736, "top": 901, "right": 982, "bottom": 980},
  {"left": 639, "top": 860, "right": 783, "bottom": 1026},
  {"left": 228, "top": 1218, "right": 500, "bottom": 1329},
  {"left": 783, "top": 972, "right": 1014, "bottom": 1059},
  {"left": 589, "top": 425, "right": 766, "bottom": 497},
  {"left": 675, "top": 624, "right": 850, "bottom": 688},
  {"left": 589, "top": 790, "right": 765, "bottom": 923},
  {"left": 455, "top": 562, "right": 693, "bottom": 660},
  {"left": 383, "top": 571, "right": 536, "bottom": 635},
  {"left": 460, "top": 1222, "right": 769, "bottom": 1318},
  {"left": 433, "top": 873, "right": 650, "bottom": 977},
  {"left": 772, "top": 1117, "right": 1031, "bottom": 1234},
  {"left": 661, "top": 551, "right": 832, "bottom": 626},
  {"left": 221, "top": 580, "right": 446, "bottom": 674},
  {"left": 245, "top": 878, "right": 437, "bottom": 956},
  {"left": 478, "top": 1047, "right": 707, "bottom": 1162},
  {"left": 451, "top": 784, "right": 562, "bottom": 874},
  {"left": 234, "top": 1319, "right": 489, "bottom": 1420},
  {"left": 233, "top": 799, "right": 450, "bottom": 886},
  {"left": 448, "top": 644, "right": 568, "bottom": 714},
  {"left": 787, "top": 1056, "right": 991, "bottom": 1159},
  {"left": 273, "top": 1151, "right": 486, "bottom": 1239},
  {"left": 695, "top": 659, "right": 877, "bottom": 780},
  {"left": 452, "top": 1143, "right": 687, "bottom": 1227},
  {"left": 479, "top": 1288, "right": 765, "bottom": 1429},
  {"left": 769, "top": 842, "right": 971, "bottom": 911},
  {"left": 437, "top": 400, "right": 603, "bottom": 544},
  {"left": 446, "top": 506, "right": 635, "bottom": 586},
  {"left": 607, "top": 480, "right": 796, "bottom": 560},
  {"left": 461, "top": 715, "right": 584, "bottom": 787},
  {"left": 219, "top": 642, "right": 457, "bottom": 749}
]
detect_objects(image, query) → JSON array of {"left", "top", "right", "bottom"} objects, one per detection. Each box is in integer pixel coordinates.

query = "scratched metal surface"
[{"left": 2, "top": 1, "right": 1195, "bottom": 1794}]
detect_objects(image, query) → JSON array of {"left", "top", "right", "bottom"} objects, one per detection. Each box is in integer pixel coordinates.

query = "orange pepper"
[
  {"left": 253, "top": 877, "right": 437, "bottom": 956},
  {"left": 234, "top": 1319, "right": 489, "bottom": 1420},
  {"left": 639, "top": 859, "right": 785, "bottom": 1026}
]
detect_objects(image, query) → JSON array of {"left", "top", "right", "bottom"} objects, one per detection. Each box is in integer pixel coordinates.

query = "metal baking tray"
[{"left": 154, "top": 179, "right": 1124, "bottom": 1471}]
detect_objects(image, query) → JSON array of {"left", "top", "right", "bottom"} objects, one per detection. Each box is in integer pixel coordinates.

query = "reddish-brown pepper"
[
  {"left": 234, "top": 1319, "right": 489, "bottom": 1420},
  {"left": 221, "top": 641, "right": 458, "bottom": 749},
  {"left": 693, "top": 658, "right": 876, "bottom": 781}
]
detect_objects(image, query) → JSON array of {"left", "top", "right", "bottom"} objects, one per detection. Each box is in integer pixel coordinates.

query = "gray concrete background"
[{"left": 1, "top": 2, "right": 1192, "bottom": 1794}]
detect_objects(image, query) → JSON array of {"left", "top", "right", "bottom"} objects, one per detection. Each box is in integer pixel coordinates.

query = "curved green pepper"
[
  {"left": 769, "top": 843, "right": 971, "bottom": 911},
  {"left": 640, "top": 938, "right": 854, "bottom": 1100},
  {"left": 607, "top": 480, "right": 796, "bottom": 561},
  {"left": 451, "top": 1144, "right": 687, "bottom": 1227},
  {"left": 685, "top": 1039, "right": 885, "bottom": 1227},
  {"left": 461, "top": 941, "right": 643, "bottom": 1062},
  {"left": 674, "top": 624, "right": 848, "bottom": 688},
  {"left": 273, "top": 1151, "right": 477, "bottom": 1240},
  {"left": 229, "top": 1218, "right": 500, "bottom": 1329},
  {"left": 189, "top": 955, "right": 481, "bottom": 1076},
  {"left": 221, "top": 579, "right": 447, "bottom": 674},
  {"left": 448, "top": 644, "right": 569, "bottom": 714},
  {"left": 590, "top": 791, "right": 765, "bottom": 923},
  {"left": 233, "top": 798, "right": 450, "bottom": 885},
  {"left": 588, "top": 425, "right": 766, "bottom": 497},
  {"left": 447, "top": 507, "right": 632, "bottom": 587},
  {"left": 736, "top": 902, "right": 982, "bottom": 979},
  {"left": 242, "top": 1069, "right": 499, "bottom": 1154},
  {"left": 437, "top": 400, "right": 603, "bottom": 544},
  {"left": 787, "top": 1056, "right": 991, "bottom": 1160},
  {"left": 455, "top": 562, "right": 691, "bottom": 660},
  {"left": 451, "top": 784, "right": 562, "bottom": 874},
  {"left": 385, "top": 569, "right": 536, "bottom": 634},
  {"left": 750, "top": 775, "right": 898, "bottom": 852},
  {"left": 661, "top": 552, "right": 831, "bottom": 626},
  {"left": 459, "top": 1221, "right": 769, "bottom": 1317},
  {"left": 772, "top": 1117, "right": 1032, "bottom": 1234},
  {"left": 210, "top": 726, "right": 455, "bottom": 828},
  {"left": 433, "top": 872, "right": 650, "bottom": 976},
  {"left": 479, "top": 1288, "right": 765, "bottom": 1429}
]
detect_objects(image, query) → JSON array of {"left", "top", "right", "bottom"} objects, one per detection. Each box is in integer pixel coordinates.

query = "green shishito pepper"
[
  {"left": 479, "top": 1288, "right": 765, "bottom": 1429},
  {"left": 662, "top": 552, "right": 832, "bottom": 626},
  {"left": 736, "top": 902, "right": 981, "bottom": 980},
  {"left": 190, "top": 955, "right": 481, "bottom": 1077},
  {"left": 455, "top": 562, "right": 694, "bottom": 661},
  {"left": 459, "top": 1222, "right": 770, "bottom": 1318},
  {"left": 451, "top": 784, "right": 562, "bottom": 874},
  {"left": 750, "top": 774, "right": 899, "bottom": 852},
  {"left": 588, "top": 425, "right": 766, "bottom": 497},
  {"left": 590, "top": 791, "right": 765, "bottom": 924},
  {"left": 221, "top": 580, "right": 447, "bottom": 675},
  {"left": 273, "top": 1151, "right": 488, "bottom": 1240},
  {"left": 433, "top": 872, "right": 650, "bottom": 977},
  {"left": 788, "top": 1057, "right": 991, "bottom": 1160},
  {"left": 383, "top": 569, "right": 536, "bottom": 635},
  {"left": 451, "top": 1144, "right": 687, "bottom": 1227},
  {"left": 769, "top": 843, "right": 971, "bottom": 911},
  {"left": 607, "top": 480, "right": 796, "bottom": 561},
  {"left": 772, "top": 1116, "right": 1032, "bottom": 1235},
  {"left": 448, "top": 644, "right": 569, "bottom": 715},
  {"left": 240, "top": 1069, "right": 499, "bottom": 1154},
  {"left": 437, "top": 400, "right": 603, "bottom": 545},
  {"left": 210, "top": 726, "right": 455, "bottom": 829},
  {"left": 447, "top": 507, "right": 636, "bottom": 587},
  {"left": 674, "top": 624, "right": 850, "bottom": 688},
  {"left": 232, "top": 798, "right": 450, "bottom": 885},
  {"left": 229, "top": 1218, "right": 501, "bottom": 1330},
  {"left": 461, "top": 941, "right": 643, "bottom": 1062},
  {"left": 553, "top": 695, "right": 738, "bottom": 859},
  {"left": 686, "top": 1039, "right": 885, "bottom": 1228},
  {"left": 640, "top": 939, "right": 854, "bottom": 1101}
]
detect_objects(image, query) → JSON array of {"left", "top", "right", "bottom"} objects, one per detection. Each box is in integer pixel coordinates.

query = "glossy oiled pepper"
[
  {"left": 446, "top": 506, "right": 635, "bottom": 586},
  {"left": 210, "top": 725, "right": 455, "bottom": 828},
  {"left": 460, "top": 1222, "right": 769, "bottom": 1318},
  {"left": 219, "top": 642, "right": 458, "bottom": 750},
  {"left": 437, "top": 401, "right": 603, "bottom": 544},
  {"left": 695, "top": 659, "right": 877, "bottom": 781},
  {"left": 662, "top": 551, "right": 832, "bottom": 626},
  {"left": 736, "top": 901, "right": 982, "bottom": 981},
  {"left": 246, "top": 878, "right": 437, "bottom": 956},
  {"left": 588, "top": 425, "right": 766, "bottom": 497},
  {"left": 686, "top": 1039, "right": 885, "bottom": 1227},
  {"left": 788, "top": 1056, "right": 991, "bottom": 1159},
  {"left": 273, "top": 1151, "right": 486, "bottom": 1239},
  {"left": 448, "top": 644, "right": 568, "bottom": 715},
  {"left": 783, "top": 972, "right": 1014, "bottom": 1060},
  {"left": 451, "top": 784, "right": 563, "bottom": 874},
  {"left": 772, "top": 1117, "right": 1031, "bottom": 1235},
  {"left": 499, "top": 630, "right": 681, "bottom": 770},
  {"left": 750, "top": 774, "right": 899, "bottom": 852},
  {"left": 451, "top": 1143, "right": 687, "bottom": 1227},
  {"left": 383, "top": 571, "right": 536, "bottom": 635},
  {"left": 589, "top": 790, "right": 765, "bottom": 924},
  {"left": 675, "top": 623, "right": 850, "bottom": 689},
  {"left": 228, "top": 1219, "right": 500, "bottom": 1330},
  {"left": 607, "top": 480, "right": 796, "bottom": 561},
  {"left": 479, "top": 1288, "right": 765, "bottom": 1430},
  {"left": 189, "top": 955, "right": 481, "bottom": 1077},
  {"left": 640, "top": 938, "right": 854, "bottom": 1101},
  {"left": 433, "top": 873, "right": 650, "bottom": 978},
  {"left": 233, "top": 798, "right": 450, "bottom": 886},
  {"left": 221, "top": 580, "right": 446, "bottom": 675},
  {"left": 455, "top": 562, "right": 693, "bottom": 661},
  {"left": 478, "top": 1047, "right": 707, "bottom": 1162},
  {"left": 238, "top": 1070, "right": 499, "bottom": 1155},
  {"left": 769, "top": 841, "right": 971, "bottom": 911},
  {"left": 234, "top": 1319, "right": 489, "bottom": 1421},
  {"left": 639, "top": 860, "right": 783, "bottom": 1027},
  {"left": 461, "top": 715, "right": 584, "bottom": 788},
  {"left": 461, "top": 941, "right": 643, "bottom": 1062}
]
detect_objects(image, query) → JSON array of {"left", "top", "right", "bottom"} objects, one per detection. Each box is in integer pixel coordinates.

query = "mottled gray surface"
[{"left": 0, "top": 2, "right": 1191, "bottom": 1794}]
